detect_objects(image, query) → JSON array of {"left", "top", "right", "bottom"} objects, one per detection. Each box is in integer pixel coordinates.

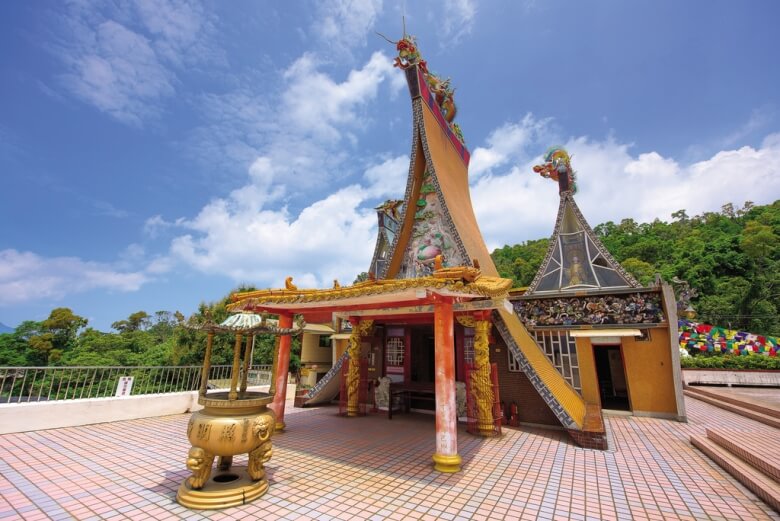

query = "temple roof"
[
  {"left": 368, "top": 36, "right": 497, "bottom": 281},
  {"left": 527, "top": 149, "right": 640, "bottom": 295},
  {"left": 228, "top": 268, "right": 512, "bottom": 313}
]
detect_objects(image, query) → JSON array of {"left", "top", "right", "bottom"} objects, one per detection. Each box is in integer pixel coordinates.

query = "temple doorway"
[
  {"left": 410, "top": 326, "right": 435, "bottom": 385},
  {"left": 594, "top": 345, "right": 630, "bottom": 411}
]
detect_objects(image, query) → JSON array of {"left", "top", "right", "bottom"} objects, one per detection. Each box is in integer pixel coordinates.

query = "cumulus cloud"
[
  {"left": 470, "top": 118, "right": 780, "bottom": 250},
  {"left": 469, "top": 114, "right": 552, "bottom": 178},
  {"left": 168, "top": 185, "right": 377, "bottom": 288},
  {"left": 282, "top": 52, "right": 400, "bottom": 141},
  {"left": 0, "top": 249, "right": 149, "bottom": 305},
  {"left": 54, "top": 0, "right": 218, "bottom": 126},
  {"left": 158, "top": 151, "right": 411, "bottom": 289},
  {"left": 190, "top": 51, "right": 404, "bottom": 192},
  {"left": 312, "top": 0, "right": 383, "bottom": 52},
  {"left": 363, "top": 155, "right": 409, "bottom": 198}
]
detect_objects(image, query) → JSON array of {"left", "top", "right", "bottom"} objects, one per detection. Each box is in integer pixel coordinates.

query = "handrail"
[{"left": 0, "top": 365, "right": 273, "bottom": 404}]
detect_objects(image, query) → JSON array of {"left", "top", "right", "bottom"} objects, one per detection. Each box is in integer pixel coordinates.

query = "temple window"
[
  {"left": 386, "top": 336, "right": 405, "bottom": 366},
  {"left": 463, "top": 327, "right": 475, "bottom": 364},
  {"left": 532, "top": 330, "right": 581, "bottom": 392}
]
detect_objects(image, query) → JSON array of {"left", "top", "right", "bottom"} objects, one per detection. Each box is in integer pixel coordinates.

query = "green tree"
[
  {"left": 621, "top": 258, "right": 656, "bottom": 285},
  {"left": 111, "top": 311, "right": 151, "bottom": 333},
  {"left": 38, "top": 308, "right": 88, "bottom": 363}
]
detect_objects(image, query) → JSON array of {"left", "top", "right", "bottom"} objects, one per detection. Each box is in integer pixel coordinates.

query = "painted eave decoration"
[{"left": 227, "top": 268, "right": 512, "bottom": 311}]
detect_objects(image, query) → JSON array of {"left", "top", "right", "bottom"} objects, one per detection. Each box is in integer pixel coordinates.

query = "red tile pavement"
[{"left": 0, "top": 396, "right": 778, "bottom": 520}]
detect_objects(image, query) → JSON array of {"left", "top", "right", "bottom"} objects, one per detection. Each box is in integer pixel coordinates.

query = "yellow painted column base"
[
  {"left": 274, "top": 420, "right": 286, "bottom": 432},
  {"left": 432, "top": 452, "right": 462, "bottom": 473}
]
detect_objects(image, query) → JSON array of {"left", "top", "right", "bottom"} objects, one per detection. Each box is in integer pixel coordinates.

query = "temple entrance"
[
  {"left": 410, "top": 326, "right": 435, "bottom": 385},
  {"left": 403, "top": 325, "right": 436, "bottom": 412},
  {"left": 594, "top": 345, "right": 629, "bottom": 410}
]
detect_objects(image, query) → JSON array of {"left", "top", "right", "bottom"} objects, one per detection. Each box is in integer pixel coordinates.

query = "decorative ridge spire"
[
  {"left": 377, "top": 30, "right": 465, "bottom": 147},
  {"left": 527, "top": 147, "right": 640, "bottom": 294},
  {"left": 533, "top": 146, "right": 577, "bottom": 195}
]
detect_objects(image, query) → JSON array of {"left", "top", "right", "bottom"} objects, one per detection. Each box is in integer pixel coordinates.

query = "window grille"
[
  {"left": 463, "top": 328, "right": 475, "bottom": 365},
  {"left": 532, "top": 330, "right": 581, "bottom": 391},
  {"left": 386, "top": 336, "right": 405, "bottom": 366}
]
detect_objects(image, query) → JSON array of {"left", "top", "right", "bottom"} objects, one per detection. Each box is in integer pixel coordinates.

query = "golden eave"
[{"left": 228, "top": 270, "right": 512, "bottom": 312}]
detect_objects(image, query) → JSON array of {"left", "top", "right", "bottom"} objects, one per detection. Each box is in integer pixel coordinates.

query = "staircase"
[
  {"left": 691, "top": 428, "right": 779, "bottom": 512},
  {"left": 684, "top": 386, "right": 780, "bottom": 429},
  {"left": 687, "top": 386, "right": 780, "bottom": 513}
]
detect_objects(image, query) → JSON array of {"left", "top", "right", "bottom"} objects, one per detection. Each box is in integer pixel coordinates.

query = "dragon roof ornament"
[
  {"left": 533, "top": 146, "right": 577, "bottom": 195},
  {"left": 378, "top": 30, "right": 464, "bottom": 144}
]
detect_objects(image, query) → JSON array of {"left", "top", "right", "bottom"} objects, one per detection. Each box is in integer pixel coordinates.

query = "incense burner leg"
[
  {"left": 186, "top": 447, "right": 215, "bottom": 490},
  {"left": 248, "top": 439, "right": 273, "bottom": 480},
  {"left": 217, "top": 455, "right": 233, "bottom": 471}
]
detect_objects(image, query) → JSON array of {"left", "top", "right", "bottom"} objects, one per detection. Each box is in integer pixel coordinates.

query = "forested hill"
[{"left": 491, "top": 201, "right": 780, "bottom": 336}]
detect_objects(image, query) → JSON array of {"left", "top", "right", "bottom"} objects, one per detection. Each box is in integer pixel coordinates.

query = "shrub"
[{"left": 681, "top": 354, "right": 780, "bottom": 370}]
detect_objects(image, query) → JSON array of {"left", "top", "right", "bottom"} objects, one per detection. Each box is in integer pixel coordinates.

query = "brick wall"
[{"left": 491, "top": 326, "right": 562, "bottom": 428}]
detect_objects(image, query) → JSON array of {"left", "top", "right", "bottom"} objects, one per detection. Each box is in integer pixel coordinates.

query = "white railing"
[{"left": 0, "top": 365, "right": 273, "bottom": 403}]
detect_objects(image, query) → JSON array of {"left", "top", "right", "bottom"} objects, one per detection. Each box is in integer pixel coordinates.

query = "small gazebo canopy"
[{"left": 184, "top": 311, "right": 304, "bottom": 402}]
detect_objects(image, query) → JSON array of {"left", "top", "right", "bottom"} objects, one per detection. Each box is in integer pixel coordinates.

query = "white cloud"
[
  {"left": 190, "top": 50, "right": 403, "bottom": 194},
  {"left": 470, "top": 120, "right": 780, "bottom": 250},
  {"left": 168, "top": 185, "right": 377, "bottom": 287},
  {"left": 159, "top": 151, "right": 412, "bottom": 288},
  {"left": 721, "top": 107, "right": 774, "bottom": 147},
  {"left": 469, "top": 114, "right": 552, "bottom": 178},
  {"left": 282, "top": 51, "right": 400, "bottom": 141},
  {"left": 363, "top": 155, "right": 409, "bottom": 198},
  {"left": 54, "top": 0, "right": 217, "bottom": 126},
  {"left": 312, "top": 0, "right": 383, "bottom": 52},
  {"left": 0, "top": 250, "right": 149, "bottom": 305}
]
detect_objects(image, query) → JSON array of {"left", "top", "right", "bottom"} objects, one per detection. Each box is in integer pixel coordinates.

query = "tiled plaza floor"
[{"left": 0, "top": 395, "right": 778, "bottom": 521}]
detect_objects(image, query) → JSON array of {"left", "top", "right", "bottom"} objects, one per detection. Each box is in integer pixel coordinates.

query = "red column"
[
  {"left": 270, "top": 312, "right": 293, "bottom": 431},
  {"left": 432, "top": 297, "right": 461, "bottom": 473}
]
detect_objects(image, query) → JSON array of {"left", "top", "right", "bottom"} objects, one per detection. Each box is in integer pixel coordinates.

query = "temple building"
[{"left": 227, "top": 35, "right": 685, "bottom": 469}]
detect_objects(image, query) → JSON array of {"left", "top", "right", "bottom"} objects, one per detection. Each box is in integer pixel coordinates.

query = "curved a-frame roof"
[{"left": 376, "top": 66, "right": 497, "bottom": 280}]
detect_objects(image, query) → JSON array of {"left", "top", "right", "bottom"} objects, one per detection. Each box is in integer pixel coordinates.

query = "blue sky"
[{"left": 1, "top": 0, "right": 779, "bottom": 331}]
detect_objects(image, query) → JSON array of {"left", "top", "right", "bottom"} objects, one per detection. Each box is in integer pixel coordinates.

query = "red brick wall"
[{"left": 491, "top": 327, "right": 562, "bottom": 428}]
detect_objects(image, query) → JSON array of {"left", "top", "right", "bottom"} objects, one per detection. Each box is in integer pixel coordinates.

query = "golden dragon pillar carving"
[
  {"left": 346, "top": 319, "right": 374, "bottom": 416},
  {"left": 458, "top": 316, "right": 495, "bottom": 435}
]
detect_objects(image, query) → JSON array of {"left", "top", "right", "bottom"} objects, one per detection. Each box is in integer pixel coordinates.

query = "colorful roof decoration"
[
  {"left": 228, "top": 268, "right": 512, "bottom": 311},
  {"left": 513, "top": 291, "right": 664, "bottom": 328},
  {"left": 384, "top": 33, "right": 467, "bottom": 152},
  {"left": 533, "top": 146, "right": 577, "bottom": 194},
  {"left": 369, "top": 200, "right": 403, "bottom": 278},
  {"left": 679, "top": 320, "right": 778, "bottom": 356},
  {"left": 527, "top": 151, "right": 640, "bottom": 294}
]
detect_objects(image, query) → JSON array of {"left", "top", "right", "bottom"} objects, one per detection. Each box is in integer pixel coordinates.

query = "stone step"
[
  {"left": 691, "top": 434, "right": 780, "bottom": 513},
  {"left": 683, "top": 389, "right": 780, "bottom": 429},
  {"left": 705, "top": 428, "right": 780, "bottom": 483},
  {"left": 685, "top": 386, "right": 780, "bottom": 419}
]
